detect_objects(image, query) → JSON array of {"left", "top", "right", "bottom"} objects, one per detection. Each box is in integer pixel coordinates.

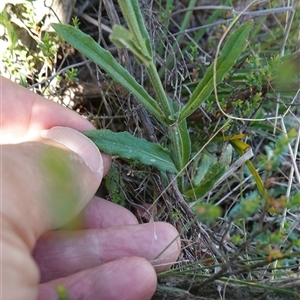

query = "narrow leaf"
[
  {"left": 184, "top": 162, "right": 227, "bottom": 199},
  {"left": 0, "top": 10, "right": 18, "bottom": 49},
  {"left": 193, "top": 152, "right": 217, "bottom": 185},
  {"left": 177, "top": 119, "right": 191, "bottom": 169},
  {"left": 179, "top": 20, "right": 253, "bottom": 121},
  {"left": 168, "top": 119, "right": 191, "bottom": 171},
  {"left": 84, "top": 129, "right": 178, "bottom": 174},
  {"left": 230, "top": 139, "right": 270, "bottom": 204},
  {"left": 52, "top": 23, "right": 165, "bottom": 124},
  {"left": 117, "top": 0, "right": 152, "bottom": 57},
  {"left": 109, "top": 25, "right": 152, "bottom": 66}
]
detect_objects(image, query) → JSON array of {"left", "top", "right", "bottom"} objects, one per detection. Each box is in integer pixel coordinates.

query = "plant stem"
[
  {"left": 147, "top": 62, "right": 188, "bottom": 187},
  {"left": 117, "top": 0, "right": 189, "bottom": 181},
  {"left": 146, "top": 62, "right": 174, "bottom": 121},
  {"left": 168, "top": 125, "right": 185, "bottom": 189}
]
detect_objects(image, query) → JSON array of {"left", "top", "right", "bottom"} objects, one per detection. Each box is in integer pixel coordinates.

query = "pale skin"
[{"left": 0, "top": 76, "right": 181, "bottom": 300}]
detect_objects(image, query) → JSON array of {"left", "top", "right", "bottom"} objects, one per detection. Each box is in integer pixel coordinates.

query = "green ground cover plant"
[{"left": 1, "top": 0, "right": 300, "bottom": 298}]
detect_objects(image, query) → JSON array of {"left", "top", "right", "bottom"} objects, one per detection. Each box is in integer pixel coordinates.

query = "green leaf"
[
  {"left": 109, "top": 25, "right": 152, "bottom": 66},
  {"left": 0, "top": 10, "right": 18, "bottom": 49},
  {"left": 230, "top": 139, "right": 270, "bottom": 205},
  {"left": 52, "top": 23, "right": 165, "bottom": 124},
  {"left": 290, "top": 192, "right": 300, "bottom": 206},
  {"left": 84, "top": 129, "right": 178, "bottom": 174},
  {"left": 179, "top": 20, "right": 253, "bottom": 121},
  {"left": 177, "top": 119, "right": 191, "bottom": 169},
  {"left": 114, "top": 1, "right": 175, "bottom": 120},
  {"left": 184, "top": 161, "right": 227, "bottom": 199},
  {"left": 192, "top": 152, "right": 217, "bottom": 185},
  {"left": 168, "top": 119, "right": 191, "bottom": 171},
  {"left": 117, "top": 0, "right": 152, "bottom": 57}
]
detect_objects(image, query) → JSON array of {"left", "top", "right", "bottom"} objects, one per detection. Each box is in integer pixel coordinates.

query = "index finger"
[{"left": 0, "top": 76, "right": 95, "bottom": 143}]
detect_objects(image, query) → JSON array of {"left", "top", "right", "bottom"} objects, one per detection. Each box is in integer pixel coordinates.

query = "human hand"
[{"left": 0, "top": 76, "right": 181, "bottom": 300}]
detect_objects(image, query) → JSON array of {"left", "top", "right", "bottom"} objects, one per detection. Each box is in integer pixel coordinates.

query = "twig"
[{"left": 28, "top": 61, "right": 90, "bottom": 89}]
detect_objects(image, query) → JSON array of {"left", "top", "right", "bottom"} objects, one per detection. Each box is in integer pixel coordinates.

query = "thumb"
[
  {"left": 40, "top": 126, "right": 105, "bottom": 228},
  {"left": 2, "top": 126, "right": 105, "bottom": 247},
  {"left": 1, "top": 126, "right": 107, "bottom": 300}
]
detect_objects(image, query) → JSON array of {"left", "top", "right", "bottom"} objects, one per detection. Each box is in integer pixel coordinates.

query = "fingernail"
[{"left": 41, "top": 126, "right": 103, "bottom": 175}]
